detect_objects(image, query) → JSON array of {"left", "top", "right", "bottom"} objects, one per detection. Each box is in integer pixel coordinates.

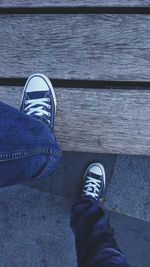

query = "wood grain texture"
[
  {"left": 1, "top": 86, "right": 150, "bottom": 155},
  {"left": 1, "top": 14, "right": 150, "bottom": 81},
  {"left": 0, "top": 1, "right": 149, "bottom": 8}
]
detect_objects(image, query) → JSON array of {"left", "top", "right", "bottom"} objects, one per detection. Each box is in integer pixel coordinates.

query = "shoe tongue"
[
  {"left": 27, "top": 91, "right": 47, "bottom": 99},
  {"left": 89, "top": 171, "right": 100, "bottom": 180}
]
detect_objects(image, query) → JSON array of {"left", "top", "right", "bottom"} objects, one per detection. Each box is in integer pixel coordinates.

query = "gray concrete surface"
[
  {"left": 104, "top": 155, "right": 150, "bottom": 222},
  {"left": 0, "top": 184, "right": 149, "bottom": 267},
  {"left": 106, "top": 210, "right": 150, "bottom": 267},
  {"left": 0, "top": 185, "right": 76, "bottom": 267}
]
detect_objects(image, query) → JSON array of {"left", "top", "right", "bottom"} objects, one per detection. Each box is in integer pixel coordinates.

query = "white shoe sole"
[{"left": 20, "top": 73, "right": 57, "bottom": 114}]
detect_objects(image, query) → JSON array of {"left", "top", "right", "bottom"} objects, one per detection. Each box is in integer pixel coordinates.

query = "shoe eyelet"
[
  {"left": 47, "top": 98, "right": 50, "bottom": 102},
  {"left": 48, "top": 113, "right": 51, "bottom": 117},
  {"left": 25, "top": 100, "right": 28, "bottom": 104},
  {"left": 47, "top": 105, "right": 51, "bottom": 109}
]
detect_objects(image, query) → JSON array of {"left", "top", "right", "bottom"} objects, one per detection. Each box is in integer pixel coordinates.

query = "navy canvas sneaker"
[
  {"left": 81, "top": 163, "right": 106, "bottom": 201},
  {"left": 20, "top": 73, "right": 56, "bottom": 131}
]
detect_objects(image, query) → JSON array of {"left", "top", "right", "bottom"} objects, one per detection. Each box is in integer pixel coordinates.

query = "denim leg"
[
  {"left": 0, "top": 153, "right": 61, "bottom": 187},
  {"left": 0, "top": 101, "right": 61, "bottom": 187},
  {"left": 70, "top": 197, "right": 129, "bottom": 267}
]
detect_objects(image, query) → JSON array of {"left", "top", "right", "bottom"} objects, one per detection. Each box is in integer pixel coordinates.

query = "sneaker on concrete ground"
[
  {"left": 81, "top": 163, "right": 106, "bottom": 201},
  {"left": 20, "top": 73, "right": 56, "bottom": 131}
]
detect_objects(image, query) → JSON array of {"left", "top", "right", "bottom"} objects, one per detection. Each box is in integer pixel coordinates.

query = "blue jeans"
[
  {"left": 71, "top": 197, "right": 130, "bottom": 267},
  {"left": 0, "top": 101, "right": 129, "bottom": 266},
  {"left": 0, "top": 101, "right": 61, "bottom": 187}
]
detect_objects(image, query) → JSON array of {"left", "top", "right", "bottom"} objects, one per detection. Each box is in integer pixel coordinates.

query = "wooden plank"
[
  {"left": 1, "top": 14, "right": 150, "bottom": 81},
  {"left": 1, "top": 86, "right": 150, "bottom": 155},
  {"left": 0, "top": 1, "right": 149, "bottom": 8}
]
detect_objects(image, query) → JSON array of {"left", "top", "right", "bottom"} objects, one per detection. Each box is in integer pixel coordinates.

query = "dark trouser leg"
[
  {"left": 0, "top": 101, "right": 61, "bottom": 187},
  {"left": 71, "top": 197, "right": 129, "bottom": 267}
]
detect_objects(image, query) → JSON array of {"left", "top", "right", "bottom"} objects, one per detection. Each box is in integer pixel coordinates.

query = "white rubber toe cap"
[
  {"left": 25, "top": 74, "right": 51, "bottom": 92},
  {"left": 90, "top": 165, "right": 103, "bottom": 176}
]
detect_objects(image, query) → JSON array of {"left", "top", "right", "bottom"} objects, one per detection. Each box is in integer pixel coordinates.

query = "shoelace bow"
[
  {"left": 24, "top": 98, "right": 51, "bottom": 123},
  {"left": 83, "top": 176, "right": 101, "bottom": 199}
]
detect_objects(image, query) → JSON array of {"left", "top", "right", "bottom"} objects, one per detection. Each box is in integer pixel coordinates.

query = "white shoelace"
[
  {"left": 24, "top": 98, "right": 51, "bottom": 122},
  {"left": 83, "top": 176, "right": 101, "bottom": 199}
]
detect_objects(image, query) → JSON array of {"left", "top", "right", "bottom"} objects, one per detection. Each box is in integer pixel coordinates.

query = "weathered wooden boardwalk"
[{"left": 1, "top": 1, "right": 150, "bottom": 155}]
